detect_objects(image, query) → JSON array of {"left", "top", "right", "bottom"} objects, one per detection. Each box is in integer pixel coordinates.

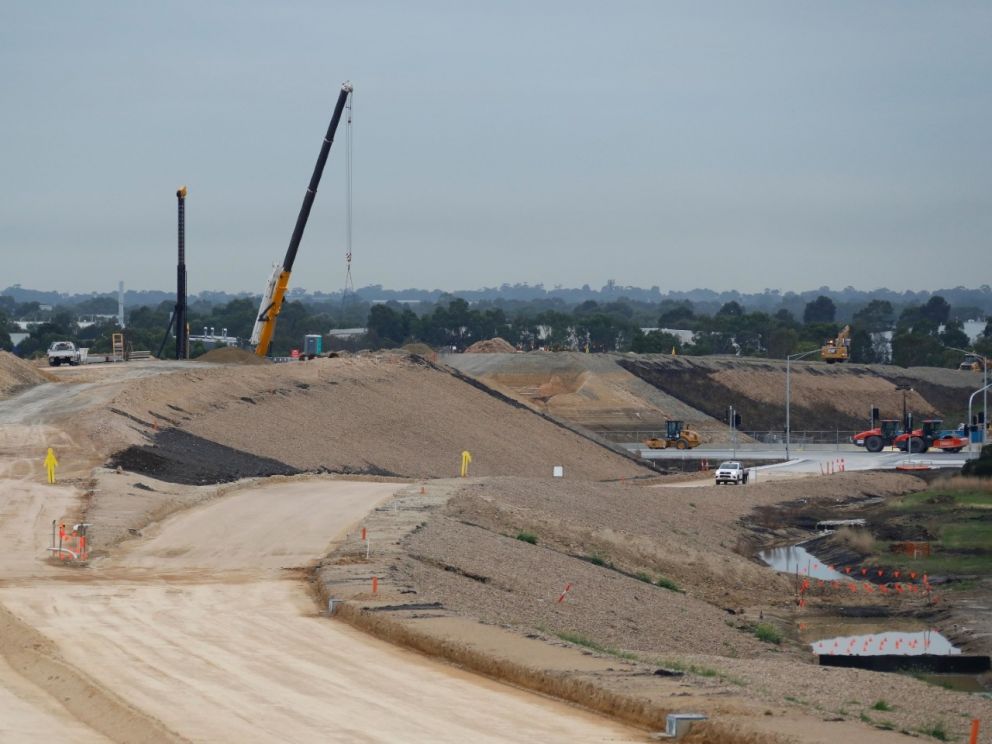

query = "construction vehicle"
[
  {"left": 820, "top": 325, "right": 851, "bottom": 363},
  {"left": 851, "top": 419, "right": 903, "bottom": 452},
  {"left": 959, "top": 354, "right": 987, "bottom": 372},
  {"left": 251, "top": 82, "right": 353, "bottom": 357},
  {"left": 893, "top": 419, "right": 968, "bottom": 454},
  {"left": 643, "top": 420, "right": 701, "bottom": 450}
]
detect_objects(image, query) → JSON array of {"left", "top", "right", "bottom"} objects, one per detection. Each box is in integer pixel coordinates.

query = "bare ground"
[
  {"left": 93, "top": 354, "right": 651, "bottom": 481},
  {"left": 319, "top": 474, "right": 992, "bottom": 743}
]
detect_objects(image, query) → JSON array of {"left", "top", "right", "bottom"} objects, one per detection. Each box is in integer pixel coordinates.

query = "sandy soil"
[
  {"left": 445, "top": 351, "right": 721, "bottom": 432},
  {"left": 319, "top": 474, "right": 992, "bottom": 743},
  {"left": 446, "top": 351, "right": 981, "bottom": 436},
  {"left": 0, "top": 479, "right": 641, "bottom": 743},
  {"left": 0, "top": 351, "right": 53, "bottom": 398},
  {"left": 97, "top": 354, "right": 649, "bottom": 481},
  {"left": 2, "top": 355, "right": 988, "bottom": 743}
]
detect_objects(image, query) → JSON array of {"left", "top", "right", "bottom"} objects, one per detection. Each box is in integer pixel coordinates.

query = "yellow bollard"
[
  {"left": 44, "top": 448, "right": 58, "bottom": 484},
  {"left": 460, "top": 450, "right": 472, "bottom": 478}
]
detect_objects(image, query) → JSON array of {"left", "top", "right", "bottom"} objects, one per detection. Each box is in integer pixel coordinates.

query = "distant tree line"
[{"left": 2, "top": 291, "right": 990, "bottom": 368}]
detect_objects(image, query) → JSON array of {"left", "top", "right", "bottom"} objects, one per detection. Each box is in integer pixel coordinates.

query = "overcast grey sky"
[{"left": 2, "top": 1, "right": 990, "bottom": 296}]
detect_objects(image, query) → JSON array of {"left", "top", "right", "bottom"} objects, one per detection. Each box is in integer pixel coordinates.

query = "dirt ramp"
[
  {"left": 445, "top": 351, "right": 719, "bottom": 432},
  {"left": 102, "top": 355, "right": 649, "bottom": 482}
]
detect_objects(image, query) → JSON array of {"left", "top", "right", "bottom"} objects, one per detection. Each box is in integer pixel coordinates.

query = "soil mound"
[
  {"left": 101, "top": 356, "right": 649, "bottom": 483},
  {"left": 0, "top": 350, "right": 51, "bottom": 397},
  {"left": 402, "top": 342, "right": 434, "bottom": 356},
  {"left": 465, "top": 337, "right": 515, "bottom": 353},
  {"left": 196, "top": 347, "right": 269, "bottom": 365}
]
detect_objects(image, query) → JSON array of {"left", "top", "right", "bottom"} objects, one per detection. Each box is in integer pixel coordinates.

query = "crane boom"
[{"left": 252, "top": 82, "right": 353, "bottom": 357}]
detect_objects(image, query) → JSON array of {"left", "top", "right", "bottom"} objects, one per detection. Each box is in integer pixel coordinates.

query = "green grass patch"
[
  {"left": 655, "top": 658, "right": 746, "bottom": 685},
  {"left": 754, "top": 623, "right": 782, "bottom": 645},
  {"left": 586, "top": 553, "right": 610, "bottom": 567},
  {"left": 656, "top": 576, "right": 683, "bottom": 593},
  {"left": 917, "top": 720, "right": 950, "bottom": 741},
  {"left": 941, "top": 521, "right": 992, "bottom": 550},
  {"left": 879, "top": 541, "right": 992, "bottom": 575},
  {"left": 899, "top": 487, "right": 992, "bottom": 509},
  {"left": 551, "top": 630, "right": 637, "bottom": 660},
  {"left": 635, "top": 571, "right": 653, "bottom": 584},
  {"left": 515, "top": 531, "right": 537, "bottom": 545},
  {"left": 871, "top": 699, "right": 893, "bottom": 711}
]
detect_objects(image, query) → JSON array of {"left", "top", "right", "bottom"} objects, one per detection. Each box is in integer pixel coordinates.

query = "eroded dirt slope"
[{"left": 98, "top": 354, "right": 650, "bottom": 482}]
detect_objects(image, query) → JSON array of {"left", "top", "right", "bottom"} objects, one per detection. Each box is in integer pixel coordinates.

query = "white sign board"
[{"left": 553, "top": 466, "right": 564, "bottom": 478}]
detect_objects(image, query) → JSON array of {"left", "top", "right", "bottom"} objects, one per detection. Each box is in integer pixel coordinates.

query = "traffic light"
[
  {"left": 871, "top": 407, "right": 880, "bottom": 426},
  {"left": 734, "top": 413, "right": 742, "bottom": 429}
]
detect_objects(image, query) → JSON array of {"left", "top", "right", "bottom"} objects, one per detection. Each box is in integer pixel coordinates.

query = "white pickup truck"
[
  {"left": 714, "top": 461, "right": 749, "bottom": 485},
  {"left": 47, "top": 341, "right": 87, "bottom": 367}
]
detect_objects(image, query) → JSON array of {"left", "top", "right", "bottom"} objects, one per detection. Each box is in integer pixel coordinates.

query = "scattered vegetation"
[
  {"left": 754, "top": 623, "right": 782, "bottom": 645},
  {"left": 634, "top": 571, "right": 653, "bottom": 584},
  {"left": 655, "top": 576, "right": 683, "bottom": 593},
  {"left": 917, "top": 720, "right": 950, "bottom": 741},
  {"left": 871, "top": 699, "right": 893, "bottom": 712},
  {"left": 834, "top": 526, "right": 875, "bottom": 553},
  {"left": 550, "top": 630, "right": 637, "bottom": 661},
  {"left": 515, "top": 531, "right": 538, "bottom": 545}
]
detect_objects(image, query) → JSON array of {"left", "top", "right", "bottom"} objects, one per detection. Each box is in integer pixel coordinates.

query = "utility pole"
[
  {"left": 729, "top": 405, "right": 737, "bottom": 459},
  {"left": 175, "top": 186, "right": 188, "bottom": 360}
]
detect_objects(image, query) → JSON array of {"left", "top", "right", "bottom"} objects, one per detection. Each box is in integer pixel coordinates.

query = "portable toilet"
[{"left": 303, "top": 334, "right": 323, "bottom": 358}]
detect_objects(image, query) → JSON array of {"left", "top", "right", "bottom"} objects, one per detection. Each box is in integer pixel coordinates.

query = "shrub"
[
  {"left": 635, "top": 571, "right": 653, "bottom": 584},
  {"left": 656, "top": 576, "right": 683, "bottom": 593},
  {"left": 871, "top": 699, "right": 893, "bottom": 711},
  {"left": 917, "top": 720, "right": 949, "bottom": 741},
  {"left": 754, "top": 623, "right": 782, "bottom": 644},
  {"left": 515, "top": 531, "right": 537, "bottom": 545}
]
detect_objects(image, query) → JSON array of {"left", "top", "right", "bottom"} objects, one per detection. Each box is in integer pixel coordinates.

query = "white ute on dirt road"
[
  {"left": 47, "top": 341, "right": 86, "bottom": 367},
  {"left": 715, "top": 461, "right": 748, "bottom": 485}
]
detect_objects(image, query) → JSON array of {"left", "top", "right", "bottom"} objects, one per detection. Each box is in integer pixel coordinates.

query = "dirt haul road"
[{"left": 0, "top": 478, "right": 641, "bottom": 743}]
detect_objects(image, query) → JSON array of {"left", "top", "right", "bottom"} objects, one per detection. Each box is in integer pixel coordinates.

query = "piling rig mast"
[{"left": 251, "top": 82, "right": 353, "bottom": 357}]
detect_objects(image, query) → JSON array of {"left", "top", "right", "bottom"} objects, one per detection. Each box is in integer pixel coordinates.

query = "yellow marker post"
[
  {"left": 460, "top": 450, "right": 472, "bottom": 478},
  {"left": 44, "top": 448, "right": 58, "bottom": 484}
]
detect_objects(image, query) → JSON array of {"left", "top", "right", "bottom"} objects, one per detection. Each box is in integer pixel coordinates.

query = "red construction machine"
[
  {"left": 851, "top": 419, "right": 903, "bottom": 452},
  {"left": 893, "top": 419, "right": 967, "bottom": 454}
]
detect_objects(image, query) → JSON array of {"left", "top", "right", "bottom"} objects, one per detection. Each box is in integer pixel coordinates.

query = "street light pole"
[
  {"left": 946, "top": 345, "right": 989, "bottom": 446},
  {"left": 969, "top": 383, "right": 992, "bottom": 456},
  {"left": 786, "top": 349, "right": 820, "bottom": 461}
]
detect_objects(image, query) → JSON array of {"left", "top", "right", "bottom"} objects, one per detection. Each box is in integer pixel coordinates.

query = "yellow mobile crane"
[{"left": 252, "top": 82, "right": 353, "bottom": 357}]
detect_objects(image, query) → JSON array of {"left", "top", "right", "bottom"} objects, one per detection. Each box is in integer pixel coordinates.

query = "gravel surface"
[{"left": 402, "top": 515, "right": 771, "bottom": 658}]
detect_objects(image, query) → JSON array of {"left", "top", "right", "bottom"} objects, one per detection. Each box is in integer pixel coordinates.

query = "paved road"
[{"left": 629, "top": 445, "right": 968, "bottom": 475}]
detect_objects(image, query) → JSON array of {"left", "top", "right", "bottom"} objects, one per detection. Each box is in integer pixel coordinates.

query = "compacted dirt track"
[{"left": 0, "top": 478, "right": 641, "bottom": 743}]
